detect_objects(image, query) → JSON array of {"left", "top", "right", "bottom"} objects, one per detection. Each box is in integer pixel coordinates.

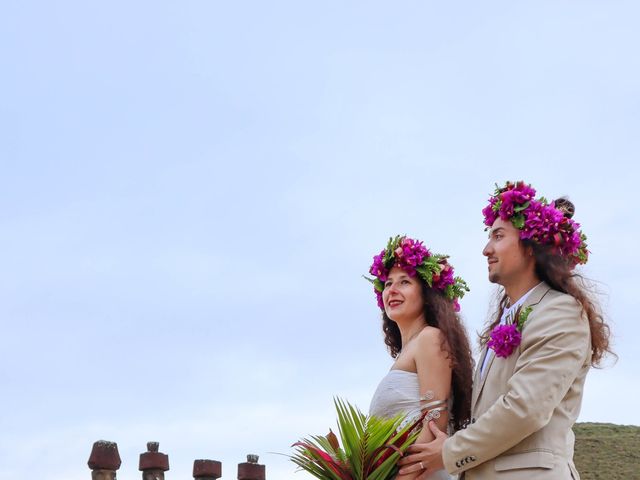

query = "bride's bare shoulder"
[{"left": 417, "top": 325, "right": 444, "bottom": 344}]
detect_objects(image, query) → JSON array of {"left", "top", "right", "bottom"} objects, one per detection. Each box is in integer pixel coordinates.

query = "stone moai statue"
[
  {"left": 237, "top": 454, "right": 265, "bottom": 480},
  {"left": 139, "top": 441, "right": 170, "bottom": 480},
  {"left": 88, "top": 440, "right": 121, "bottom": 480},
  {"left": 193, "top": 459, "right": 222, "bottom": 480}
]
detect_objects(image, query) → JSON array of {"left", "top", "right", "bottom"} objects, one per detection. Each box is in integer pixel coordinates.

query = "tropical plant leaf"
[
  {"left": 326, "top": 430, "right": 340, "bottom": 451},
  {"left": 290, "top": 398, "right": 425, "bottom": 480}
]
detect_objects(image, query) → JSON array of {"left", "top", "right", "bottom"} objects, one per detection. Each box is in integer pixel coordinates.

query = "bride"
[{"left": 367, "top": 236, "right": 474, "bottom": 480}]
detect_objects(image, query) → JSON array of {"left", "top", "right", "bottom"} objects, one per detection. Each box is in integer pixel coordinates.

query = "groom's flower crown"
[
  {"left": 366, "top": 235, "right": 469, "bottom": 311},
  {"left": 482, "top": 181, "right": 589, "bottom": 266}
]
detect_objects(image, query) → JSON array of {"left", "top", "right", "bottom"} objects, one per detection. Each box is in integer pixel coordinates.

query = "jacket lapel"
[
  {"left": 472, "top": 282, "right": 552, "bottom": 412},
  {"left": 521, "top": 281, "right": 552, "bottom": 312}
]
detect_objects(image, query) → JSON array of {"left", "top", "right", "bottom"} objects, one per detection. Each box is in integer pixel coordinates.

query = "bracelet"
[{"left": 423, "top": 406, "right": 448, "bottom": 423}]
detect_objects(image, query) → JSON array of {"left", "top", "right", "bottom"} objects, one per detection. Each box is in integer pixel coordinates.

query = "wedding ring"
[{"left": 420, "top": 461, "right": 425, "bottom": 470}]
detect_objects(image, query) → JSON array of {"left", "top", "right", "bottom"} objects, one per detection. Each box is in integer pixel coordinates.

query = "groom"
[{"left": 397, "top": 181, "right": 611, "bottom": 479}]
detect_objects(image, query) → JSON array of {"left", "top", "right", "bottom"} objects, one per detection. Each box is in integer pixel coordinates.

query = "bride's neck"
[{"left": 397, "top": 317, "right": 427, "bottom": 348}]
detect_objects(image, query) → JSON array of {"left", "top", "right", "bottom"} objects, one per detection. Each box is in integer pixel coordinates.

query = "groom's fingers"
[
  {"left": 398, "top": 460, "right": 426, "bottom": 475},
  {"left": 428, "top": 420, "right": 446, "bottom": 438},
  {"left": 397, "top": 464, "right": 414, "bottom": 475},
  {"left": 405, "top": 443, "right": 425, "bottom": 454},
  {"left": 397, "top": 451, "right": 421, "bottom": 466}
]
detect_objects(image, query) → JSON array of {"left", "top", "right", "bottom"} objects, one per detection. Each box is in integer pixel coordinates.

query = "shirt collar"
[{"left": 501, "top": 282, "right": 542, "bottom": 322}]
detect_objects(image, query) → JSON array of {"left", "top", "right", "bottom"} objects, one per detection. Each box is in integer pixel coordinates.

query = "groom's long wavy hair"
[
  {"left": 480, "top": 198, "right": 614, "bottom": 367},
  {"left": 382, "top": 287, "right": 474, "bottom": 431}
]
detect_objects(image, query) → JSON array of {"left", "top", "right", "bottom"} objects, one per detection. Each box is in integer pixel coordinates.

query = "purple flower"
[
  {"left": 452, "top": 298, "right": 460, "bottom": 312},
  {"left": 432, "top": 262, "right": 454, "bottom": 291},
  {"left": 560, "top": 219, "right": 583, "bottom": 256},
  {"left": 504, "top": 181, "right": 536, "bottom": 204},
  {"left": 369, "top": 250, "right": 388, "bottom": 282},
  {"left": 497, "top": 182, "right": 535, "bottom": 221},
  {"left": 367, "top": 235, "right": 467, "bottom": 311},
  {"left": 482, "top": 197, "right": 499, "bottom": 226},
  {"left": 375, "top": 289, "right": 384, "bottom": 309},
  {"left": 483, "top": 182, "right": 536, "bottom": 227},
  {"left": 393, "top": 237, "right": 430, "bottom": 277},
  {"left": 487, "top": 324, "right": 522, "bottom": 358},
  {"left": 521, "top": 203, "right": 580, "bottom": 256},
  {"left": 519, "top": 199, "right": 545, "bottom": 239},
  {"left": 482, "top": 181, "right": 587, "bottom": 264}
]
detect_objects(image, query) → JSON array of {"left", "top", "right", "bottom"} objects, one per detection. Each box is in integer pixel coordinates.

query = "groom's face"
[{"left": 483, "top": 218, "right": 533, "bottom": 286}]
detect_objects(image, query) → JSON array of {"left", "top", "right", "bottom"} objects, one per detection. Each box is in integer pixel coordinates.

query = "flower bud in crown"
[
  {"left": 366, "top": 235, "right": 469, "bottom": 311},
  {"left": 482, "top": 181, "right": 589, "bottom": 266}
]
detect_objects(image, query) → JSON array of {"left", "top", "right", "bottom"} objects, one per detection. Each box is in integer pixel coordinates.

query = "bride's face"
[{"left": 382, "top": 266, "right": 424, "bottom": 322}]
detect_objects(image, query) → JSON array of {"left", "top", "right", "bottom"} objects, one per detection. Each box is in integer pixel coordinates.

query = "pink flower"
[
  {"left": 369, "top": 250, "right": 388, "bottom": 282},
  {"left": 482, "top": 181, "right": 588, "bottom": 263},
  {"left": 452, "top": 298, "right": 460, "bottom": 312},
  {"left": 375, "top": 289, "right": 384, "bottom": 309},
  {"left": 367, "top": 236, "right": 467, "bottom": 310},
  {"left": 482, "top": 197, "right": 499, "bottom": 226},
  {"left": 392, "top": 237, "right": 430, "bottom": 278},
  {"left": 432, "top": 262, "right": 454, "bottom": 291},
  {"left": 506, "top": 181, "right": 536, "bottom": 204},
  {"left": 487, "top": 324, "right": 522, "bottom": 358}
]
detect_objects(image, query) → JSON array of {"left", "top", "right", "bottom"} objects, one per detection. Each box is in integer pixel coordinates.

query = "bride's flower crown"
[
  {"left": 482, "top": 181, "right": 589, "bottom": 266},
  {"left": 366, "top": 235, "right": 469, "bottom": 311}
]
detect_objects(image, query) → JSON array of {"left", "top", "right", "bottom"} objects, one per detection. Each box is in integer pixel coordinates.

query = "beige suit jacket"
[{"left": 443, "top": 283, "right": 592, "bottom": 479}]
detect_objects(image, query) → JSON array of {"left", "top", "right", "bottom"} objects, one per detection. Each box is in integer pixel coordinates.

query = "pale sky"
[{"left": 1, "top": 2, "right": 638, "bottom": 479}]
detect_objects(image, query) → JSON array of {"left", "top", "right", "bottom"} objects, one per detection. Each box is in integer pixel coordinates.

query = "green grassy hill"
[{"left": 573, "top": 422, "right": 640, "bottom": 479}]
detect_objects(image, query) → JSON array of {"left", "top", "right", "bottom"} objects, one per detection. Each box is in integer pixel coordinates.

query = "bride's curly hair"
[{"left": 382, "top": 286, "right": 474, "bottom": 431}]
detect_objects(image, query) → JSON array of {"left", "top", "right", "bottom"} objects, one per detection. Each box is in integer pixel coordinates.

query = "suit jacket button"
[{"left": 471, "top": 417, "right": 476, "bottom": 424}]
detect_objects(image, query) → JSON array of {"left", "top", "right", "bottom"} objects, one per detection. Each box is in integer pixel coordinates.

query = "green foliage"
[
  {"left": 511, "top": 213, "right": 526, "bottom": 229},
  {"left": 290, "top": 398, "right": 423, "bottom": 480},
  {"left": 451, "top": 276, "right": 470, "bottom": 298},
  {"left": 362, "top": 277, "right": 384, "bottom": 293},
  {"left": 516, "top": 305, "right": 532, "bottom": 330},
  {"left": 365, "top": 236, "right": 469, "bottom": 307},
  {"left": 415, "top": 258, "right": 440, "bottom": 288},
  {"left": 573, "top": 422, "right": 640, "bottom": 480},
  {"left": 382, "top": 236, "right": 400, "bottom": 269},
  {"left": 573, "top": 232, "right": 589, "bottom": 264}
]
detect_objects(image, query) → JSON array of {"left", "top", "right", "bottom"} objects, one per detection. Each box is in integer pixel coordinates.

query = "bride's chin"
[
  {"left": 389, "top": 313, "right": 410, "bottom": 324},
  {"left": 386, "top": 312, "right": 400, "bottom": 322}
]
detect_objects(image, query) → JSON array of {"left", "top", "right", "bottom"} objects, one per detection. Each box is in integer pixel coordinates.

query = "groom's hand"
[{"left": 397, "top": 421, "right": 447, "bottom": 479}]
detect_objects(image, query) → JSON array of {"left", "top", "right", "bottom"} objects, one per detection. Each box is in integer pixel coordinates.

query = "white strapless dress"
[{"left": 369, "top": 370, "right": 452, "bottom": 480}]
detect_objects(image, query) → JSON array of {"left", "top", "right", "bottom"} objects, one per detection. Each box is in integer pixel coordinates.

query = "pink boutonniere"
[{"left": 487, "top": 305, "right": 533, "bottom": 358}]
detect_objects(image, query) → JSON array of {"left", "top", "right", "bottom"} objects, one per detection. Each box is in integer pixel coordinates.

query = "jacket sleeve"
[{"left": 442, "top": 293, "right": 590, "bottom": 474}]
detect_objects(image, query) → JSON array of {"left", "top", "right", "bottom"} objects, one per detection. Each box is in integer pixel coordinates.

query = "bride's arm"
[{"left": 395, "top": 327, "right": 452, "bottom": 480}]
